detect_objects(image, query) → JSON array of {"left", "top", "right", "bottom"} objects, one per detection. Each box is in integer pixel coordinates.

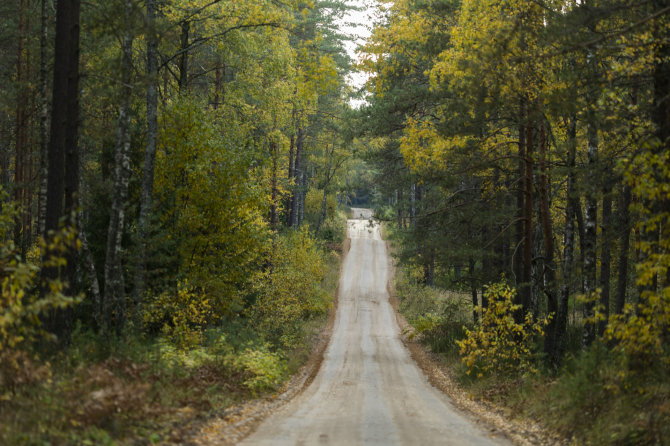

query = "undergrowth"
[
  {"left": 394, "top": 263, "right": 670, "bottom": 445},
  {"left": 0, "top": 232, "right": 344, "bottom": 445}
]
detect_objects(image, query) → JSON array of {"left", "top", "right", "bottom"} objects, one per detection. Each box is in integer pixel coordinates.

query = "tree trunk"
[
  {"left": 397, "top": 188, "right": 403, "bottom": 228},
  {"left": 64, "top": 0, "right": 80, "bottom": 291},
  {"left": 538, "top": 119, "right": 558, "bottom": 359},
  {"left": 514, "top": 100, "right": 526, "bottom": 300},
  {"left": 315, "top": 145, "right": 334, "bottom": 237},
  {"left": 38, "top": 0, "right": 50, "bottom": 238},
  {"left": 291, "top": 125, "right": 304, "bottom": 229},
  {"left": 553, "top": 116, "right": 577, "bottom": 366},
  {"left": 14, "top": 0, "right": 27, "bottom": 255},
  {"left": 43, "top": 0, "right": 81, "bottom": 344},
  {"left": 615, "top": 184, "right": 631, "bottom": 314},
  {"left": 179, "top": 20, "right": 189, "bottom": 92},
  {"left": 103, "top": 1, "right": 133, "bottom": 335},
  {"left": 651, "top": 0, "right": 670, "bottom": 290},
  {"left": 269, "top": 140, "right": 279, "bottom": 231},
  {"left": 133, "top": 0, "right": 159, "bottom": 309},
  {"left": 409, "top": 183, "right": 416, "bottom": 228},
  {"left": 582, "top": 113, "right": 599, "bottom": 346},
  {"left": 598, "top": 186, "right": 612, "bottom": 335},
  {"left": 299, "top": 160, "right": 307, "bottom": 225},
  {"left": 521, "top": 113, "right": 534, "bottom": 316},
  {"left": 424, "top": 248, "right": 435, "bottom": 287},
  {"left": 469, "top": 257, "right": 478, "bottom": 323}
]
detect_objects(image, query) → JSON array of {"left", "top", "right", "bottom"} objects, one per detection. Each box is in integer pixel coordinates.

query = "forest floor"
[{"left": 0, "top": 244, "right": 344, "bottom": 446}]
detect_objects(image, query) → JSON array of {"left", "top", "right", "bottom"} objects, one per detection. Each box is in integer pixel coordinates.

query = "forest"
[
  {"left": 359, "top": 0, "right": 669, "bottom": 443},
  {"left": 0, "top": 0, "right": 669, "bottom": 444}
]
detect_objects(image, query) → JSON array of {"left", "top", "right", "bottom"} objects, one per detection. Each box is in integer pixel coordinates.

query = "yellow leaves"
[
  {"left": 155, "top": 98, "right": 269, "bottom": 315},
  {"left": 456, "top": 282, "right": 548, "bottom": 377},
  {"left": 0, "top": 194, "right": 81, "bottom": 354},
  {"left": 249, "top": 228, "right": 330, "bottom": 349},
  {"left": 143, "top": 280, "right": 213, "bottom": 349}
]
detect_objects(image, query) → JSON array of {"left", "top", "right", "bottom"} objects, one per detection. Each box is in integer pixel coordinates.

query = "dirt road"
[{"left": 240, "top": 209, "right": 508, "bottom": 445}]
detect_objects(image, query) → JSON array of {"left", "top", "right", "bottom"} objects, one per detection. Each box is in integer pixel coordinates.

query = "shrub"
[
  {"left": 249, "top": 228, "right": 330, "bottom": 349},
  {"left": 236, "top": 346, "right": 288, "bottom": 393},
  {"left": 143, "top": 281, "right": 213, "bottom": 349},
  {"left": 456, "top": 282, "right": 548, "bottom": 377}
]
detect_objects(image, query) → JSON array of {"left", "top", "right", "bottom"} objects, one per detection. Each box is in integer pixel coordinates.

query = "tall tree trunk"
[
  {"left": 598, "top": 185, "right": 613, "bottom": 334},
  {"left": 315, "top": 145, "right": 334, "bottom": 237},
  {"left": 651, "top": 0, "right": 670, "bottom": 290},
  {"left": 538, "top": 119, "right": 558, "bottom": 359},
  {"left": 409, "top": 183, "right": 416, "bottom": 228},
  {"left": 14, "top": 0, "right": 28, "bottom": 258},
  {"left": 213, "top": 55, "right": 222, "bottom": 108},
  {"left": 299, "top": 160, "right": 307, "bottom": 225},
  {"left": 38, "top": 0, "right": 50, "bottom": 238},
  {"left": 521, "top": 113, "right": 534, "bottom": 316},
  {"left": 103, "top": 1, "right": 133, "bottom": 335},
  {"left": 424, "top": 248, "right": 435, "bottom": 287},
  {"left": 582, "top": 113, "right": 599, "bottom": 346},
  {"left": 133, "top": 0, "right": 159, "bottom": 310},
  {"left": 286, "top": 135, "right": 294, "bottom": 227},
  {"left": 615, "top": 184, "right": 631, "bottom": 314},
  {"left": 291, "top": 125, "right": 303, "bottom": 229},
  {"left": 469, "top": 257, "right": 478, "bottom": 323},
  {"left": 43, "top": 0, "right": 81, "bottom": 344},
  {"left": 179, "top": 20, "right": 189, "bottom": 92},
  {"left": 64, "top": 0, "right": 80, "bottom": 290},
  {"left": 553, "top": 116, "right": 577, "bottom": 366},
  {"left": 514, "top": 99, "right": 526, "bottom": 298},
  {"left": 397, "top": 187, "right": 403, "bottom": 228},
  {"left": 269, "top": 140, "right": 279, "bottom": 231}
]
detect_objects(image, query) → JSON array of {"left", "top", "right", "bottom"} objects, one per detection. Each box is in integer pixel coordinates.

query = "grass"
[
  {"left": 0, "top": 235, "right": 345, "bottom": 445},
  {"left": 393, "top": 262, "right": 670, "bottom": 446}
]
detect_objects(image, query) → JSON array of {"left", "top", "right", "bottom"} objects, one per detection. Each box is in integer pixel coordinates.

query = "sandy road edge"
[
  {"left": 384, "top": 241, "right": 565, "bottom": 446},
  {"left": 186, "top": 238, "right": 351, "bottom": 446}
]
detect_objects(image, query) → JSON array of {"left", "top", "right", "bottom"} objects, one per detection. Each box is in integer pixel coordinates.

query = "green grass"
[
  {"left": 393, "top": 262, "right": 670, "bottom": 446},
  {"left": 0, "top": 241, "right": 345, "bottom": 445}
]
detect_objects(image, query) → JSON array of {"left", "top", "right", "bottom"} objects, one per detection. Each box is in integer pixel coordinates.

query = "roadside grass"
[
  {"left": 393, "top": 262, "right": 670, "bottom": 445},
  {"left": 0, "top": 231, "right": 345, "bottom": 445}
]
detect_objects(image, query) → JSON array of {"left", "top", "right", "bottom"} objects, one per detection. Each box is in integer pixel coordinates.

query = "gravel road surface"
[{"left": 240, "top": 208, "right": 508, "bottom": 445}]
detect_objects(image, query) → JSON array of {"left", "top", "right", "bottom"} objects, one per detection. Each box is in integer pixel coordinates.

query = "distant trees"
[
  {"left": 361, "top": 0, "right": 670, "bottom": 369},
  {"left": 0, "top": 0, "right": 353, "bottom": 345}
]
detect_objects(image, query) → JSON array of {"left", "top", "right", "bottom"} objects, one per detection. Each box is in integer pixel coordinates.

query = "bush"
[
  {"left": 395, "top": 269, "right": 470, "bottom": 355},
  {"left": 456, "top": 282, "right": 548, "bottom": 378},
  {"left": 143, "top": 281, "right": 213, "bottom": 349},
  {"left": 235, "top": 346, "right": 288, "bottom": 393},
  {"left": 249, "top": 228, "right": 330, "bottom": 349}
]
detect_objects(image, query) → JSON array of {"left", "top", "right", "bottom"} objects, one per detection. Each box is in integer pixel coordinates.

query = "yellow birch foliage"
[
  {"left": 250, "top": 228, "right": 330, "bottom": 349},
  {"left": 457, "top": 282, "right": 548, "bottom": 377}
]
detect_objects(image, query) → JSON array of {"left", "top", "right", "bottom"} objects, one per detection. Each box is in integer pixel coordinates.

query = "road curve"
[{"left": 240, "top": 208, "right": 508, "bottom": 445}]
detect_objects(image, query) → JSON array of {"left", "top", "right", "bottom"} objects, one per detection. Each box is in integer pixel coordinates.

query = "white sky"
[{"left": 335, "top": 0, "right": 382, "bottom": 106}]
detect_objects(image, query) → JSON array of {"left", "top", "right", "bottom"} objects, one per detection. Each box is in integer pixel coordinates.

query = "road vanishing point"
[{"left": 240, "top": 208, "right": 509, "bottom": 446}]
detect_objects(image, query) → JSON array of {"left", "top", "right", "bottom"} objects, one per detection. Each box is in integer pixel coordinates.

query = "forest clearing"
[{"left": 1, "top": 0, "right": 669, "bottom": 444}]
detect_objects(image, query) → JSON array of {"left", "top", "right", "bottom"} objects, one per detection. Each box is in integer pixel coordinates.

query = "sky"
[{"left": 335, "top": 0, "right": 382, "bottom": 106}]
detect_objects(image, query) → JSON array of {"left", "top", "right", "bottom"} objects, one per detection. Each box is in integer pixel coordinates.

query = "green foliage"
[
  {"left": 317, "top": 208, "right": 348, "bottom": 243},
  {"left": 0, "top": 192, "right": 81, "bottom": 394},
  {"left": 154, "top": 97, "right": 269, "bottom": 315},
  {"left": 235, "top": 346, "right": 288, "bottom": 393},
  {"left": 395, "top": 266, "right": 470, "bottom": 355},
  {"left": 143, "top": 281, "right": 213, "bottom": 349},
  {"left": 525, "top": 343, "right": 670, "bottom": 445},
  {"left": 249, "top": 228, "right": 330, "bottom": 349},
  {"left": 456, "top": 282, "right": 548, "bottom": 378}
]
